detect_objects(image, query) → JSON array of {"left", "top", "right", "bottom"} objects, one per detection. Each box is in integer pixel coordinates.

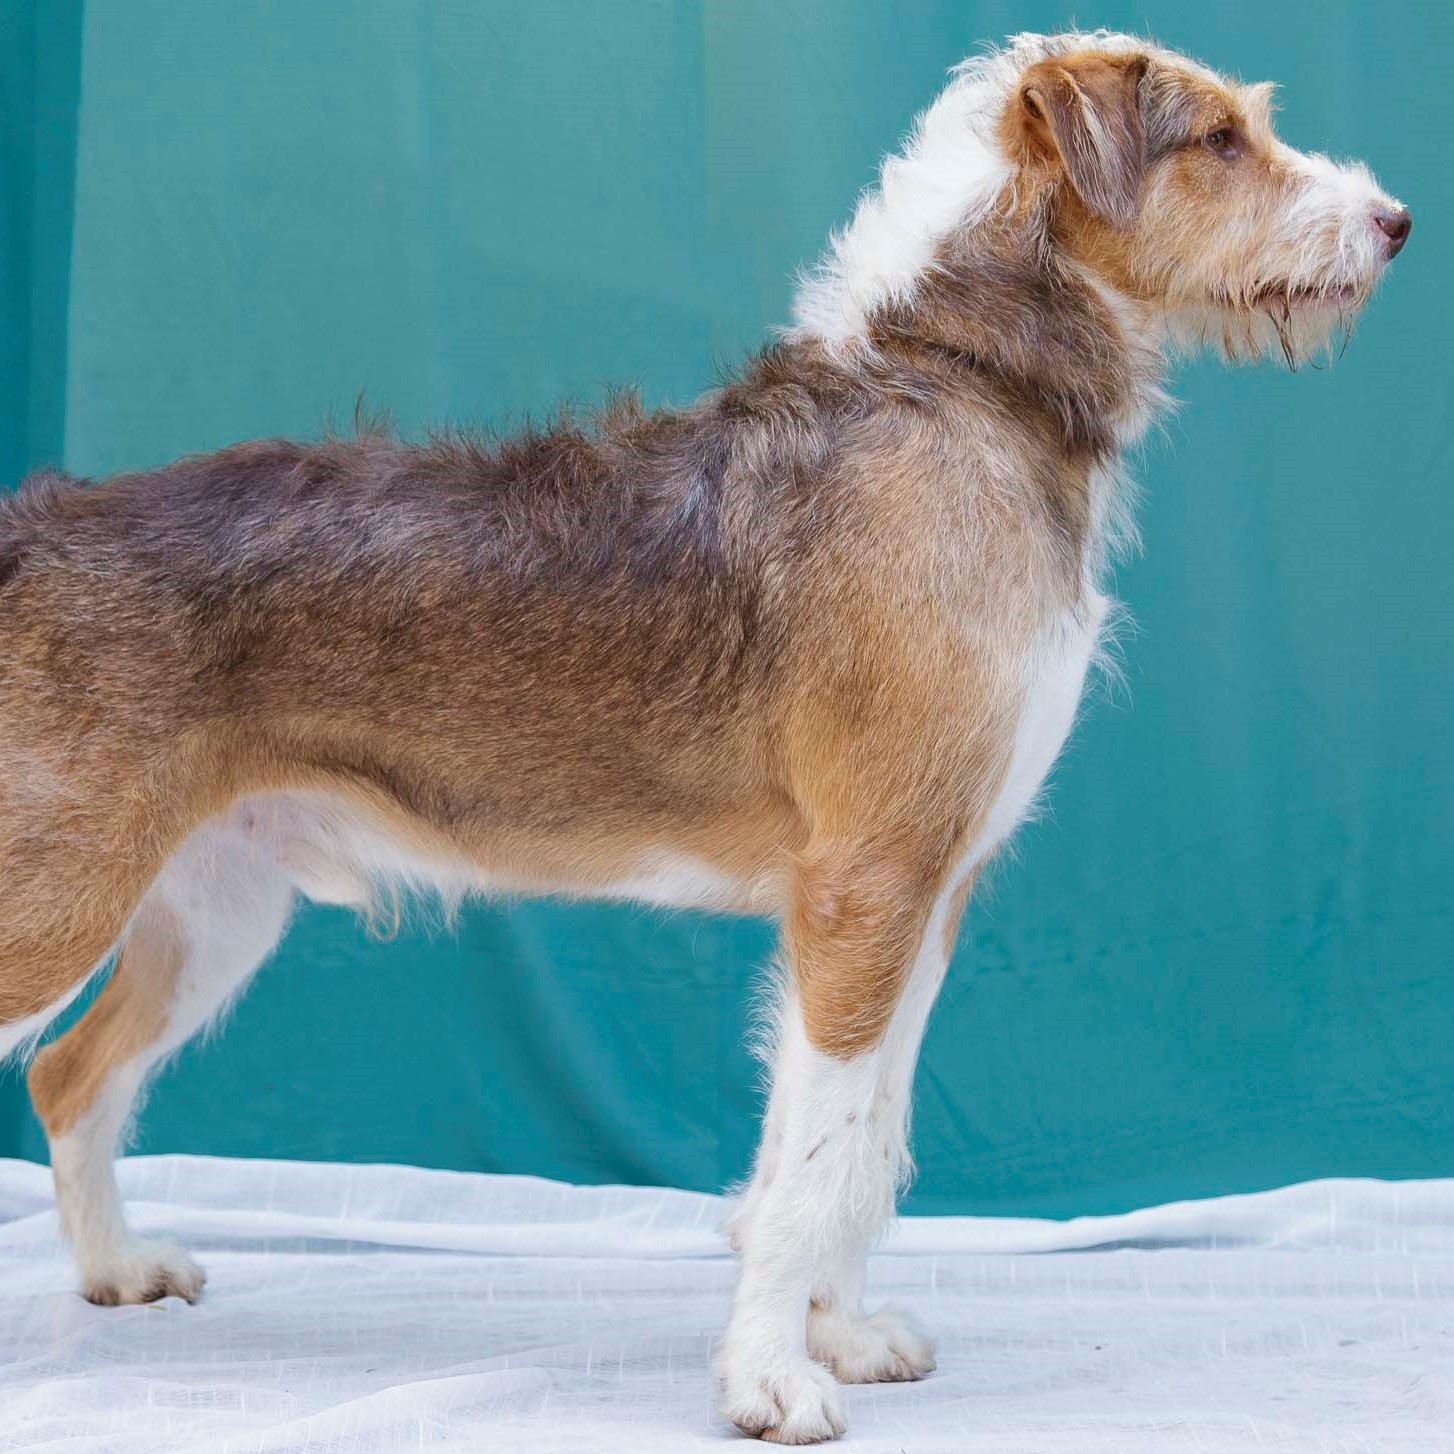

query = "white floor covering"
[{"left": 0, "top": 1157, "right": 1450, "bottom": 1452}]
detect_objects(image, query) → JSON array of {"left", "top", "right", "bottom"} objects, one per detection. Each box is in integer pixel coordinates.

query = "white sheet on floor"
[{"left": 0, "top": 1157, "right": 1450, "bottom": 1453}]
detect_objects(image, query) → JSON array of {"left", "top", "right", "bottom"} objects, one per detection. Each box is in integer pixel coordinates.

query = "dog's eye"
[{"left": 1203, "top": 125, "right": 1241, "bottom": 160}]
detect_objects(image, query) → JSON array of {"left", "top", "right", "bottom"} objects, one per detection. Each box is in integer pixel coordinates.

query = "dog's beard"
[
  {"left": 1167, "top": 282, "right": 1372, "bottom": 369},
  {"left": 1256, "top": 288, "right": 1368, "bottom": 368}
]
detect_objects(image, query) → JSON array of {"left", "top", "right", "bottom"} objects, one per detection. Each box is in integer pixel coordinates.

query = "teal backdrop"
[{"left": 1, "top": 1, "right": 1449, "bottom": 1216}]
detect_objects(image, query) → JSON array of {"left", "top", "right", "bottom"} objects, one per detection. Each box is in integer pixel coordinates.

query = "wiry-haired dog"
[{"left": 0, "top": 30, "right": 1410, "bottom": 1445}]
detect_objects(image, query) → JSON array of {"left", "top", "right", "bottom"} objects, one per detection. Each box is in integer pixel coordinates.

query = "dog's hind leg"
[
  {"left": 716, "top": 841, "right": 969, "bottom": 1443},
  {"left": 27, "top": 818, "right": 295, "bottom": 1305},
  {"left": 0, "top": 850, "right": 149, "bottom": 1065}
]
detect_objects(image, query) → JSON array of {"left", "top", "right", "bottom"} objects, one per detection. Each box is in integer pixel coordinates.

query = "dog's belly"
[
  {"left": 966, "top": 593, "right": 1109, "bottom": 870},
  {"left": 595, "top": 854, "right": 775, "bottom": 913},
  {"left": 228, "top": 793, "right": 776, "bottom": 917}
]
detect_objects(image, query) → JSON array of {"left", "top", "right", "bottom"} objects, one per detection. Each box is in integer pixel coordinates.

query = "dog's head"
[
  {"left": 999, "top": 38, "right": 1409, "bottom": 362},
  {"left": 793, "top": 33, "right": 1409, "bottom": 367}
]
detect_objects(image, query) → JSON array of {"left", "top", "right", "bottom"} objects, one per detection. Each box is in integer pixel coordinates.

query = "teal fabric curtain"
[{"left": 1, "top": 1, "right": 1449, "bottom": 1216}]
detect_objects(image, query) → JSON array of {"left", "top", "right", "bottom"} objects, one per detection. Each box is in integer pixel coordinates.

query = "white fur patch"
[
  {"left": 970, "top": 594, "right": 1110, "bottom": 867},
  {"left": 598, "top": 851, "right": 753, "bottom": 912},
  {"left": 717, "top": 1010, "right": 884, "bottom": 1438},
  {"left": 789, "top": 31, "right": 1155, "bottom": 350},
  {"left": 229, "top": 793, "right": 476, "bottom": 922},
  {"left": 50, "top": 1089, "right": 205, "bottom": 1304}
]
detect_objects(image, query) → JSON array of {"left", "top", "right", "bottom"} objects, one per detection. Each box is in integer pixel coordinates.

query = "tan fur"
[
  {"left": 28, "top": 898, "right": 185, "bottom": 1138},
  {"left": 941, "top": 876, "right": 977, "bottom": 963}
]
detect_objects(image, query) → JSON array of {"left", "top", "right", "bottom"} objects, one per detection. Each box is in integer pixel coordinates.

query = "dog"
[{"left": 0, "top": 28, "right": 1409, "bottom": 1446}]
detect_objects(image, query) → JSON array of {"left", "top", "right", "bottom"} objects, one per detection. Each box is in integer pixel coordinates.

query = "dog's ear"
[{"left": 1016, "top": 54, "right": 1148, "bottom": 228}]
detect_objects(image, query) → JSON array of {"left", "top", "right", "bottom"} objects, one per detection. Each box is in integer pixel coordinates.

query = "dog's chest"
[{"left": 967, "top": 593, "right": 1108, "bottom": 867}]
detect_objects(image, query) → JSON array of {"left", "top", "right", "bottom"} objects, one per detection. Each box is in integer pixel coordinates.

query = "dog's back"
[{"left": 0, "top": 423, "right": 767, "bottom": 944}]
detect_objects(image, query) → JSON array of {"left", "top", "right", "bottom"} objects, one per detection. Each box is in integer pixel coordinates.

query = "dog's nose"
[{"left": 1373, "top": 204, "right": 1412, "bottom": 257}]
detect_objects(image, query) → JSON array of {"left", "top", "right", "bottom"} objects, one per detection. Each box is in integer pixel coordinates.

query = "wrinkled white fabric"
[{"left": 0, "top": 1156, "right": 1450, "bottom": 1452}]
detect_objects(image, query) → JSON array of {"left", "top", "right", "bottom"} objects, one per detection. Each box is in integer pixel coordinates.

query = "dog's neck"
[{"left": 863, "top": 201, "right": 1168, "bottom": 462}]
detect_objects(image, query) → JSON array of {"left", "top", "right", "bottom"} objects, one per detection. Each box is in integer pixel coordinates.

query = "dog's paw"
[
  {"left": 81, "top": 1240, "right": 206, "bottom": 1306},
  {"left": 807, "top": 1305, "right": 935, "bottom": 1384},
  {"left": 718, "top": 1353, "right": 847, "bottom": 1444},
  {"left": 722, "top": 1204, "right": 754, "bottom": 1254}
]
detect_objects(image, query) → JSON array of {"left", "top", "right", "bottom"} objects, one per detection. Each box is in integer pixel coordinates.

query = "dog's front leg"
[
  {"left": 803, "top": 880, "right": 963, "bottom": 1386},
  {"left": 715, "top": 999, "right": 876, "bottom": 1443},
  {"left": 716, "top": 846, "right": 959, "bottom": 1443}
]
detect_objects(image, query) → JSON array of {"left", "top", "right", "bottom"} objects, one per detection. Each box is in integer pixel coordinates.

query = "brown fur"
[
  {"left": 0, "top": 339, "right": 1065, "bottom": 1057},
  {"left": 1014, "top": 53, "right": 1149, "bottom": 228}
]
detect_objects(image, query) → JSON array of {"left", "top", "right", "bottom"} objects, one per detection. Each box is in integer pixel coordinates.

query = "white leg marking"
[
  {"left": 724, "top": 977, "right": 795, "bottom": 1257},
  {"left": 50, "top": 821, "right": 295, "bottom": 1305},
  {"left": 717, "top": 1007, "right": 903, "bottom": 1442},
  {"left": 51, "top": 1065, "right": 206, "bottom": 1304}
]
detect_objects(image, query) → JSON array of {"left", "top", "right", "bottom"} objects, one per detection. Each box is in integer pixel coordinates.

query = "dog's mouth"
[
  {"left": 1249, "top": 281, "right": 1365, "bottom": 311},
  {"left": 1201, "top": 278, "right": 1372, "bottom": 366}
]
